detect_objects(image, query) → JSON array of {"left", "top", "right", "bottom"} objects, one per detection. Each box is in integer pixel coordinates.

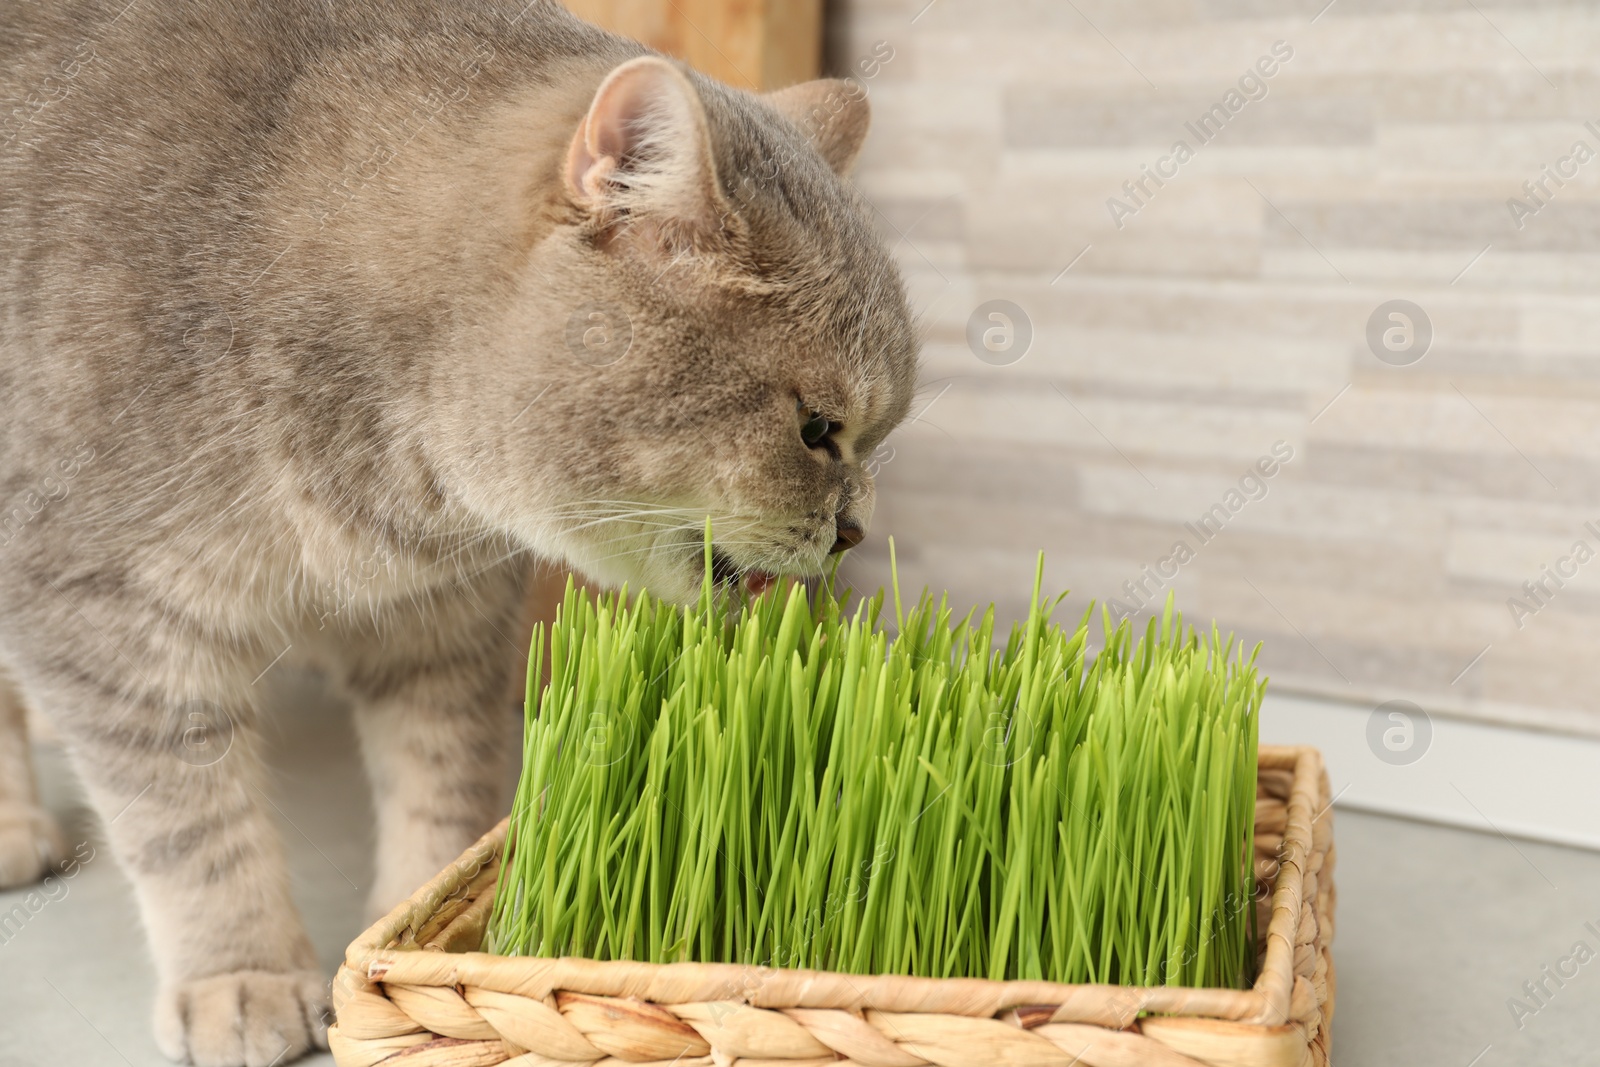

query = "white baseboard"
[{"left": 1262, "top": 692, "right": 1600, "bottom": 853}]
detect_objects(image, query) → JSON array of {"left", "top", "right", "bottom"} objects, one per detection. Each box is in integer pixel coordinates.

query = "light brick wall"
[{"left": 831, "top": 0, "right": 1600, "bottom": 735}]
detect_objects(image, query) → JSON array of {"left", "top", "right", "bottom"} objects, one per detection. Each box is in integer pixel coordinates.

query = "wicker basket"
[{"left": 329, "top": 744, "right": 1335, "bottom": 1067}]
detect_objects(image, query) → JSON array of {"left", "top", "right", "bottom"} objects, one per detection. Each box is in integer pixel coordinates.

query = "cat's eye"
[{"left": 797, "top": 402, "right": 839, "bottom": 452}]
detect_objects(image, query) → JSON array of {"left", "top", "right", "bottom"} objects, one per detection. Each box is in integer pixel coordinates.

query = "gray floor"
[{"left": 2, "top": 669, "right": 1598, "bottom": 1067}]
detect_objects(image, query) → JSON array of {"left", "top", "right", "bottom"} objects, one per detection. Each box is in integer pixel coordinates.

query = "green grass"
[{"left": 485, "top": 534, "right": 1263, "bottom": 989}]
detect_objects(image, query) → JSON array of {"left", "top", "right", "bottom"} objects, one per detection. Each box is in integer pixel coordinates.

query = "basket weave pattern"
[{"left": 329, "top": 745, "right": 1335, "bottom": 1067}]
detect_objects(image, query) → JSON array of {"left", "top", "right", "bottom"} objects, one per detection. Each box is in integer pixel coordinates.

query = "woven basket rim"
[{"left": 341, "top": 743, "right": 1322, "bottom": 1028}]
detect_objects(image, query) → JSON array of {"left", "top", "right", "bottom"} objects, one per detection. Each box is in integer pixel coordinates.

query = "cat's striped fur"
[{"left": 0, "top": 2, "right": 918, "bottom": 1064}]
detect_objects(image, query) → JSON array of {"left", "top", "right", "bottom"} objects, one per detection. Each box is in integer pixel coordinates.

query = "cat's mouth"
[{"left": 709, "top": 547, "right": 779, "bottom": 597}]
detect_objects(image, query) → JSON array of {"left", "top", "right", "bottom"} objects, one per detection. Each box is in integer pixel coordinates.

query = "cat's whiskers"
[{"left": 573, "top": 528, "right": 790, "bottom": 574}]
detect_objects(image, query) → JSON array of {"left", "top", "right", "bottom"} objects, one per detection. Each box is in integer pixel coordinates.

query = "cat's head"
[{"left": 443, "top": 56, "right": 919, "bottom": 605}]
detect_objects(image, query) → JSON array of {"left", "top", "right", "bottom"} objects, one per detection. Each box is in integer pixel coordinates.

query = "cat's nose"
[{"left": 829, "top": 520, "right": 864, "bottom": 554}]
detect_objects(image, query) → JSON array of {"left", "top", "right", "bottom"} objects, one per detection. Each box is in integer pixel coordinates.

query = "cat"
[{"left": 0, "top": 1, "right": 919, "bottom": 1064}]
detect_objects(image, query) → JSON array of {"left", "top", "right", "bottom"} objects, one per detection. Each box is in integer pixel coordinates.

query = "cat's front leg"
[
  {"left": 339, "top": 570, "right": 525, "bottom": 920},
  {"left": 0, "top": 667, "right": 67, "bottom": 888},
  {"left": 38, "top": 669, "right": 328, "bottom": 1067}
]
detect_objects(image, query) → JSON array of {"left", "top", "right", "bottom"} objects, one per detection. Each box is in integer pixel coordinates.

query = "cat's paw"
[
  {"left": 155, "top": 970, "right": 329, "bottom": 1067},
  {"left": 0, "top": 801, "right": 67, "bottom": 889}
]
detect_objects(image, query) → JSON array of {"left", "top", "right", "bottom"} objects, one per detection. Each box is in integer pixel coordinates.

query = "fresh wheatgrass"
[{"left": 486, "top": 532, "right": 1264, "bottom": 990}]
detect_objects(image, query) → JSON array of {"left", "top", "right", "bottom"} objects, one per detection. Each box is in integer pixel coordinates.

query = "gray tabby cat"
[{"left": 0, "top": 1, "right": 918, "bottom": 1063}]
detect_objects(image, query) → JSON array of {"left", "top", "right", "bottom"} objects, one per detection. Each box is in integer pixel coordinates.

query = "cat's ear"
[
  {"left": 764, "top": 80, "right": 871, "bottom": 175},
  {"left": 564, "top": 56, "right": 729, "bottom": 243}
]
